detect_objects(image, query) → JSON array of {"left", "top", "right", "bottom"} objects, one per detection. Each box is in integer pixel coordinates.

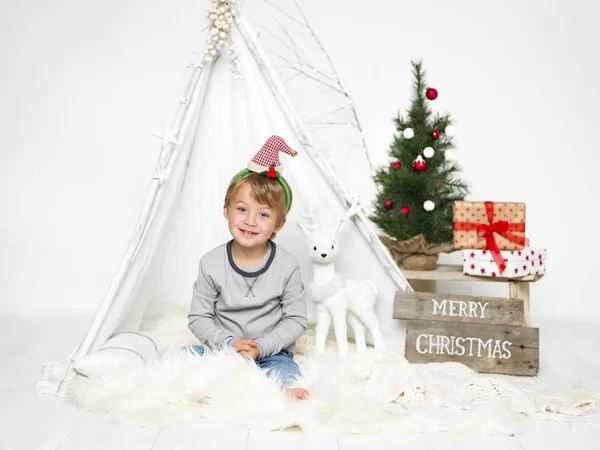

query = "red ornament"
[
  {"left": 400, "top": 206, "right": 410, "bottom": 215},
  {"left": 425, "top": 87, "right": 438, "bottom": 100},
  {"left": 383, "top": 200, "right": 392, "bottom": 209},
  {"left": 412, "top": 155, "right": 426, "bottom": 172},
  {"left": 391, "top": 161, "right": 401, "bottom": 169},
  {"left": 266, "top": 167, "right": 277, "bottom": 178},
  {"left": 431, "top": 130, "right": 440, "bottom": 139}
]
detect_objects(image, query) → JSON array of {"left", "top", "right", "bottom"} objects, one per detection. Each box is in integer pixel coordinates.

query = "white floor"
[{"left": 1, "top": 314, "right": 599, "bottom": 450}]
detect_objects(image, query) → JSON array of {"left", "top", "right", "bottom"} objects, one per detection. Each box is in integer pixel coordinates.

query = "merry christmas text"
[
  {"left": 431, "top": 298, "right": 489, "bottom": 318},
  {"left": 415, "top": 334, "right": 512, "bottom": 359}
]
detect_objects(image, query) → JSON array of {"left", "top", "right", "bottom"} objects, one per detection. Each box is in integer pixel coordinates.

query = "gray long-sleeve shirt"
[{"left": 188, "top": 240, "right": 308, "bottom": 358}]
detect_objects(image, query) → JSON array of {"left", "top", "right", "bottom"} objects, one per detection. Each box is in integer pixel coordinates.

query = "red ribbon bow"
[{"left": 453, "top": 201, "right": 527, "bottom": 274}]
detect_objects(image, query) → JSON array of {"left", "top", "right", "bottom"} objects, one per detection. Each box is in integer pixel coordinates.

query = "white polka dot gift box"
[{"left": 462, "top": 248, "right": 547, "bottom": 278}]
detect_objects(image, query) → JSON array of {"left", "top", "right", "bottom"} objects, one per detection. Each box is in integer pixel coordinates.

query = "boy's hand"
[
  {"left": 232, "top": 338, "right": 260, "bottom": 360},
  {"left": 238, "top": 346, "right": 260, "bottom": 360},
  {"left": 232, "top": 338, "right": 256, "bottom": 351}
]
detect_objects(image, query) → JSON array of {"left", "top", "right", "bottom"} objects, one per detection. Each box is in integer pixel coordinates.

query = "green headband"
[{"left": 229, "top": 168, "right": 292, "bottom": 212}]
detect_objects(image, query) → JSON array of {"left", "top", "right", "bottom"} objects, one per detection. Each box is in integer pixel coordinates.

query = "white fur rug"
[{"left": 67, "top": 311, "right": 600, "bottom": 435}]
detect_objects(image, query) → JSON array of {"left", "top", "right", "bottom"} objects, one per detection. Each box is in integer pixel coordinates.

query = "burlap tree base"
[{"left": 379, "top": 234, "right": 454, "bottom": 271}]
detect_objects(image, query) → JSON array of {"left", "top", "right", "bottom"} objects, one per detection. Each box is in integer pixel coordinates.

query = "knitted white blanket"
[{"left": 67, "top": 312, "right": 600, "bottom": 435}]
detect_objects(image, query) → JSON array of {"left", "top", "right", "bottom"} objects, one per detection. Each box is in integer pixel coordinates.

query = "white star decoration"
[
  {"left": 153, "top": 166, "right": 170, "bottom": 185},
  {"left": 179, "top": 97, "right": 189, "bottom": 104},
  {"left": 153, "top": 124, "right": 181, "bottom": 149}
]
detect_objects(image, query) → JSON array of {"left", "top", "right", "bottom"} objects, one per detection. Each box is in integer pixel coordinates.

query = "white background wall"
[{"left": 1, "top": 0, "right": 599, "bottom": 322}]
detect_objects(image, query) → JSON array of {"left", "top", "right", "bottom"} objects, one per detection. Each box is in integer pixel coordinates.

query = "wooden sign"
[
  {"left": 393, "top": 291, "right": 524, "bottom": 326},
  {"left": 405, "top": 320, "right": 539, "bottom": 376}
]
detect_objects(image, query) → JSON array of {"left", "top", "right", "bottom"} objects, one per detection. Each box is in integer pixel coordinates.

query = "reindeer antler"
[
  {"left": 297, "top": 198, "right": 321, "bottom": 236},
  {"left": 332, "top": 194, "right": 361, "bottom": 237}
]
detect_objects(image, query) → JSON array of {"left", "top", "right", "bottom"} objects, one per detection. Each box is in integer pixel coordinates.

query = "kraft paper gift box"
[
  {"left": 462, "top": 248, "right": 547, "bottom": 277},
  {"left": 452, "top": 201, "right": 527, "bottom": 251}
]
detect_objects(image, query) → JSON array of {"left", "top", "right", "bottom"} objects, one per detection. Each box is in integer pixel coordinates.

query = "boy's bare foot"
[{"left": 284, "top": 388, "right": 309, "bottom": 401}]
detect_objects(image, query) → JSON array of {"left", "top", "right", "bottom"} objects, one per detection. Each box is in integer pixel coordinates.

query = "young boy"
[{"left": 187, "top": 135, "right": 309, "bottom": 401}]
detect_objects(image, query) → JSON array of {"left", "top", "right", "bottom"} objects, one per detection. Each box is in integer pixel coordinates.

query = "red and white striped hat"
[{"left": 247, "top": 135, "right": 297, "bottom": 176}]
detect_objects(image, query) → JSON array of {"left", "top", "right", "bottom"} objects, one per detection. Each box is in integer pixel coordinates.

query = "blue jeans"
[{"left": 182, "top": 345, "right": 302, "bottom": 388}]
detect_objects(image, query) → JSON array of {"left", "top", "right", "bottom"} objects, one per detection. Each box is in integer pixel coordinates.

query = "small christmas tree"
[{"left": 371, "top": 60, "right": 469, "bottom": 248}]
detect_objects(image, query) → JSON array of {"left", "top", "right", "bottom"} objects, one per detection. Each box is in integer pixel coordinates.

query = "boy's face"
[{"left": 223, "top": 183, "right": 285, "bottom": 250}]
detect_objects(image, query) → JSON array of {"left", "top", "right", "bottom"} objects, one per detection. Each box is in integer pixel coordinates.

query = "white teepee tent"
[{"left": 41, "top": 7, "right": 413, "bottom": 396}]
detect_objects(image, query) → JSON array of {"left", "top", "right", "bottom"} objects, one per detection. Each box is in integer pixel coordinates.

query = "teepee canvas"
[{"left": 43, "top": 5, "right": 412, "bottom": 396}]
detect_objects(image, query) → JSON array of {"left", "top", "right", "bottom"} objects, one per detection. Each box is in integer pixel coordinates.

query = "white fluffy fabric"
[{"left": 67, "top": 311, "right": 600, "bottom": 435}]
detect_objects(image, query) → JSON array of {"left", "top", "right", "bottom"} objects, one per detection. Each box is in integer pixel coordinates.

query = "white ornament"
[
  {"left": 445, "top": 125, "right": 455, "bottom": 137},
  {"left": 403, "top": 128, "right": 414, "bottom": 139},
  {"left": 423, "top": 147, "right": 435, "bottom": 158},
  {"left": 199, "top": 1, "right": 241, "bottom": 79},
  {"left": 423, "top": 200, "right": 435, "bottom": 212}
]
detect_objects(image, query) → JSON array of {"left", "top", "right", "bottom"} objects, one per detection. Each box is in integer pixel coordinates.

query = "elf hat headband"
[{"left": 229, "top": 135, "right": 297, "bottom": 211}]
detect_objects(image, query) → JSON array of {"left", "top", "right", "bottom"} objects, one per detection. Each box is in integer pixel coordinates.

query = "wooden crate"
[
  {"left": 405, "top": 320, "right": 539, "bottom": 376},
  {"left": 400, "top": 264, "right": 544, "bottom": 326},
  {"left": 394, "top": 291, "right": 525, "bottom": 326},
  {"left": 394, "top": 291, "right": 539, "bottom": 376}
]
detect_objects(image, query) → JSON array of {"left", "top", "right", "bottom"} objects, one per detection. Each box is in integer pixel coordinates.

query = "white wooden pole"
[{"left": 236, "top": 17, "right": 413, "bottom": 293}]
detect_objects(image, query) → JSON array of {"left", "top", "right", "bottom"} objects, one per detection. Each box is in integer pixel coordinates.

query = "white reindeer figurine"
[{"left": 297, "top": 198, "right": 386, "bottom": 357}]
